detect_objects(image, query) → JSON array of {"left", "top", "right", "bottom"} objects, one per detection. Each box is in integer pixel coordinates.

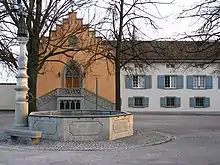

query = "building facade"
[
  {"left": 121, "top": 63, "right": 220, "bottom": 111},
  {"left": 36, "top": 11, "right": 115, "bottom": 111},
  {"left": 35, "top": 11, "right": 220, "bottom": 112}
]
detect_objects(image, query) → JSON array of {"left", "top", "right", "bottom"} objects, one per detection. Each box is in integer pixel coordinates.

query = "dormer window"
[
  {"left": 195, "top": 64, "right": 204, "bottom": 69},
  {"left": 134, "top": 63, "right": 143, "bottom": 68},
  {"left": 166, "top": 64, "right": 175, "bottom": 68}
]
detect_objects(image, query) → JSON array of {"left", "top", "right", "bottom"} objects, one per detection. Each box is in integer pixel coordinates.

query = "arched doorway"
[{"left": 64, "top": 60, "right": 82, "bottom": 88}]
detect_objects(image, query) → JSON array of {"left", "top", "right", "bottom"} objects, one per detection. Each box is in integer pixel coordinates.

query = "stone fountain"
[{"left": 29, "top": 110, "right": 133, "bottom": 141}]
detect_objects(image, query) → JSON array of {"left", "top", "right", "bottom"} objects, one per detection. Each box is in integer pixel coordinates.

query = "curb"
[
  {"left": 130, "top": 111, "right": 220, "bottom": 116},
  {"left": 143, "top": 131, "right": 174, "bottom": 147}
]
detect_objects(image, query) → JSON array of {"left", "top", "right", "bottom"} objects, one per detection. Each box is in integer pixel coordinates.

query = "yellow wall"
[{"left": 37, "top": 12, "right": 115, "bottom": 102}]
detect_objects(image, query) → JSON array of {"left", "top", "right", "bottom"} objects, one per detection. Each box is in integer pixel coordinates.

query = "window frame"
[
  {"left": 133, "top": 97, "right": 144, "bottom": 107},
  {"left": 193, "top": 75, "right": 206, "bottom": 89},
  {"left": 164, "top": 75, "right": 177, "bottom": 89},
  {"left": 195, "top": 97, "right": 205, "bottom": 107},
  {"left": 132, "top": 75, "right": 145, "bottom": 88},
  {"left": 165, "top": 97, "right": 176, "bottom": 107}
]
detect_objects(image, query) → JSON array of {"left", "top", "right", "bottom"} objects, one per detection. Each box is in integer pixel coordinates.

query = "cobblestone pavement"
[
  {"left": 1, "top": 112, "right": 220, "bottom": 165},
  {"left": 0, "top": 129, "right": 172, "bottom": 151}
]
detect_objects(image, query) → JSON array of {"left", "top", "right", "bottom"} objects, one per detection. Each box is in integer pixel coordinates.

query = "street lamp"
[{"left": 93, "top": 75, "right": 100, "bottom": 110}]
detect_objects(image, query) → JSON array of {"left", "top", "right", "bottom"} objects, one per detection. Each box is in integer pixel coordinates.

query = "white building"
[
  {"left": 120, "top": 41, "right": 220, "bottom": 112},
  {"left": 0, "top": 83, "right": 16, "bottom": 111}
]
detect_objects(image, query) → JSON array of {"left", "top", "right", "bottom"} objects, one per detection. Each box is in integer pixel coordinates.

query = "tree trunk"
[
  {"left": 27, "top": 38, "right": 39, "bottom": 114},
  {"left": 115, "top": 0, "right": 124, "bottom": 111},
  {"left": 27, "top": 64, "right": 37, "bottom": 114},
  {"left": 115, "top": 48, "right": 121, "bottom": 111}
]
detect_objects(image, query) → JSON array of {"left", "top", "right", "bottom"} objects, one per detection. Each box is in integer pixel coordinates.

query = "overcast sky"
[
  {"left": 150, "top": 0, "right": 202, "bottom": 39},
  {"left": 1, "top": 0, "right": 201, "bottom": 82},
  {"left": 76, "top": 0, "right": 202, "bottom": 39}
]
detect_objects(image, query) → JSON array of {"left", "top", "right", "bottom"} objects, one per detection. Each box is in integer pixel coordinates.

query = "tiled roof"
[{"left": 106, "top": 40, "right": 220, "bottom": 62}]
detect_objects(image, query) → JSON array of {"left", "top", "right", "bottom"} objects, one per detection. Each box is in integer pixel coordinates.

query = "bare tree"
[
  {"left": 89, "top": 0, "right": 173, "bottom": 111},
  {"left": 0, "top": 0, "right": 94, "bottom": 113},
  {"left": 177, "top": 0, "right": 220, "bottom": 68}
]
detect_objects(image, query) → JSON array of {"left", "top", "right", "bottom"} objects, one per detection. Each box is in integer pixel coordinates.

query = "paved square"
[{"left": 1, "top": 112, "right": 220, "bottom": 165}]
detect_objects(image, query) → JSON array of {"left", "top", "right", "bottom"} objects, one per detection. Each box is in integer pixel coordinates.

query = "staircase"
[{"left": 37, "top": 88, "right": 115, "bottom": 111}]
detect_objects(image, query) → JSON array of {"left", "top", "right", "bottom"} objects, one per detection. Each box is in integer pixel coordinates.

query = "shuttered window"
[
  {"left": 189, "top": 97, "right": 210, "bottom": 108},
  {"left": 125, "top": 75, "right": 152, "bottom": 89},
  {"left": 160, "top": 97, "right": 181, "bottom": 108},
  {"left": 187, "top": 75, "right": 212, "bottom": 89},
  {"left": 158, "top": 75, "right": 183, "bottom": 89},
  {"left": 128, "top": 97, "right": 149, "bottom": 108}
]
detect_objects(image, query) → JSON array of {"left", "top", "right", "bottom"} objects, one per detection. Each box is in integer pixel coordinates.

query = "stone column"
[{"left": 13, "top": 36, "right": 29, "bottom": 128}]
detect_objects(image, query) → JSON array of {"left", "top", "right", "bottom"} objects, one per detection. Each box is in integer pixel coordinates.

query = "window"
[
  {"left": 68, "top": 35, "right": 78, "bottom": 46},
  {"left": 59, "top": 99, "right": 81, "bottom": 110},
  {"left": 134, "top": 97, "right": 144, "bottom": 107},
  {"left": 193, "top": 76, "right": 205, "bottom": 89},
  {"left": 128, "top": 97, "right": 149, "bottom": 108},
  {"left": 187, "top": 75, "right": 212, "bottom": 89},
  {"left": 190, "top": 97, "right": 210, "bottom": 108},
  {"left": 132, "top": 75, "right": 145, "bottom": 88},
  {"left": 166, "top": 97, "right": 175, "bottom": 107},
  {"left": 195, "top": 97, "right": 204, "bottom": 107},
  {"left": 134, "top": 63, "right": 143, "bottom": 68},
  {"left": 166, "top": 64, "right": 175, "bottom": 68},
  {"left": 160, "top": 97, "right": 181, "bottom": 108},
  {"left": 164, "top": 75, "right": 176, "bottom": 88},
  {"left": 194, "top": 64, "right": 204, "bottom": 68}
]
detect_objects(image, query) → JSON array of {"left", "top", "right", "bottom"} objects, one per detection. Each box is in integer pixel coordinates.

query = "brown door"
[{"left": 65, "top": 77, "right": 80, "bottom": 88}]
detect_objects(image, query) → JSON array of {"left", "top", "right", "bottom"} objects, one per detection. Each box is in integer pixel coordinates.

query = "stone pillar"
[{"left": 13, "top": 36, "right": 29, "bottom": 128}]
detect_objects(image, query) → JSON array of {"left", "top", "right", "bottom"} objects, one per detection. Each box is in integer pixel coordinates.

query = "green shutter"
[
  {"left": 175, "top": 97, "right": 181, "bottom": 107},
  {"left": 145, "top": 75, "right": 152, "bottom": 89},
  {"left": 177, "top": 76, "right": 184, "bottom": 89},
  {"left": 189, "top": 97, "right": 195, "bottom": 107},
  {"left": 157, "top": 75, "right": 164, "bottom": 89},
  {"left": 203, "top": 97, "right": 210, "bottom": 107},
  {"left": 187, "top": 76, "right": 193, "bottom": 89},
  {"left": 160, "top": 97, "right": 166, "bottom": 107},
  {"left": 206, "top": 76, "right": 213, "bottom": 89},
  {"left": 143, "top": 97, "right": 149, "bottom": 107},
  {"left": 125, "top": 75, "right": 132, "bottom": 89},
  {"left": 128, "top": 97, "right": 134, "bottom": 107}
]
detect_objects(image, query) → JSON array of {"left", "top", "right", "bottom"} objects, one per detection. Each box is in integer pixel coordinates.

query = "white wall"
[
  {"left": 0, "top": 84, "right": 15, "bottom": 110},
  {"left": 121, "top": 63, "right": 220, "bottom": 111}
]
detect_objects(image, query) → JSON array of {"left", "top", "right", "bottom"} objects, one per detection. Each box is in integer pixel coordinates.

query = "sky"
[
  {"left": 149, "top": 0, "right": 202, "bottom": 39},
  {"left": 0, "top": 0, "right": 202, "bottom": 83},
  {"left": 77, "top": 0, "right": 203, "bottom": 39}
]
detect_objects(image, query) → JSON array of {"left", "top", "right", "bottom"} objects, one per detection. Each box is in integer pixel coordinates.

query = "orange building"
[{"left": 36, "top": 12, "right": 115, "bottom": 111}]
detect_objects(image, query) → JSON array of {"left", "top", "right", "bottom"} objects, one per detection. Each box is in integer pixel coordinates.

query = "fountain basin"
[{"left": 28, "top": 110, "right": 133, "bottom": 141}]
